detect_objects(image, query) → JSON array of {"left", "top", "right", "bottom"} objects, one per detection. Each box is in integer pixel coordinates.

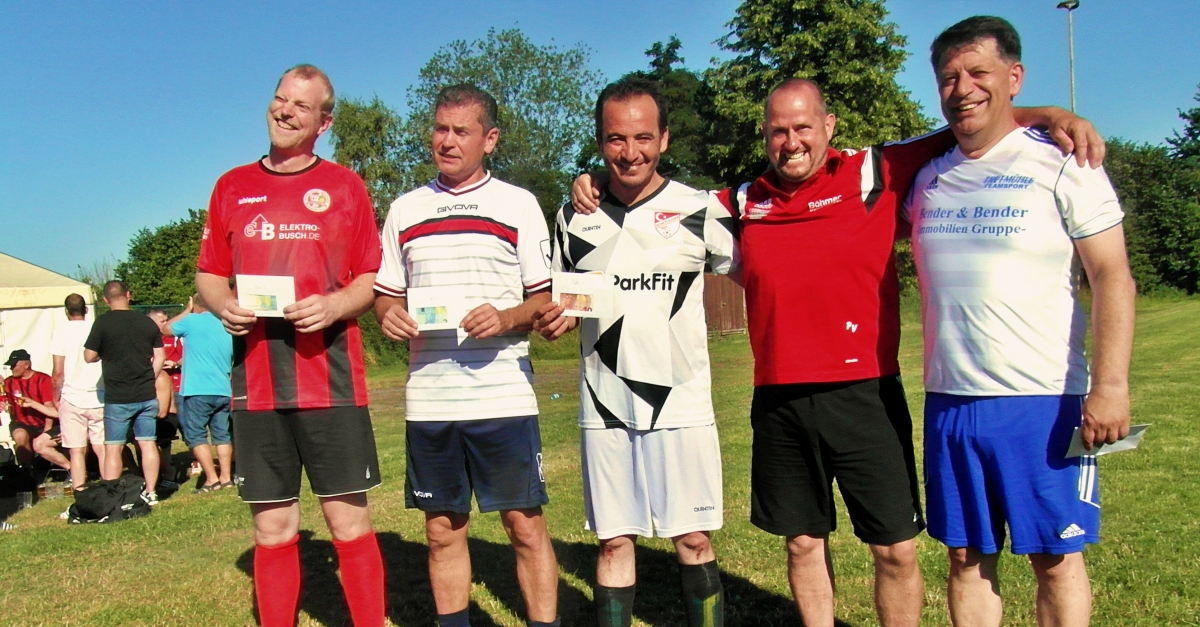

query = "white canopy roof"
[{"left": 0, "top": 252, "right": 93, "bottom": 309}]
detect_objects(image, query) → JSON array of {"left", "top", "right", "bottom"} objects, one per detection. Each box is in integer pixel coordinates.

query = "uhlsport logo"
[
  {"left": 654, "top": 211, "right": 681, "bottom": 238},
  {"left": 244, "top": 214, "right": 274, "bottom": 240},
  {"left": 303, "top": 188, "right": 331, "bottom": 212}
]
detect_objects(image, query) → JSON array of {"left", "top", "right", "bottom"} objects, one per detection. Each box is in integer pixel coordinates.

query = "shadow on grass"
[{"left": 236, "top": 532, "right": 828, "bottom": 626}]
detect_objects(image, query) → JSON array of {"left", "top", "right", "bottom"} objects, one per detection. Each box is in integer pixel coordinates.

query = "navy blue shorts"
[
  {"left": 924, "top": 393, "right": 1100, "bottom": 555},
  {"left": 405, "top": 415, "right": 548, "bottom": 514}
]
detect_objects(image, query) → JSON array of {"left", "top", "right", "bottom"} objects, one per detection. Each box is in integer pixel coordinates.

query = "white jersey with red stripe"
[{"left": 376, "top": 172, "right": 552, "bottom": 421}]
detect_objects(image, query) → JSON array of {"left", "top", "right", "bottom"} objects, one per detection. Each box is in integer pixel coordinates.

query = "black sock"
[
  {"left": 595, "top": 583, "right": 636, "bottom": 627},
  {"left": 680, "top": 560, "right": 724, "bottom": 627},
  {"left": 437, "top": 608, "right": 470, "bottom": 627},
  {"left": 528, "top": 617, "right": 561, "bottom": 627}
]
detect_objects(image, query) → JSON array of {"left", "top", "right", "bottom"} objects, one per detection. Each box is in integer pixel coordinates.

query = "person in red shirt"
[
  {"left": 3, "top": 349, "right": 71, "bottom": 472},
  {"left": 196, "top": 65, "right": 385, "bottom": 627},
  {"left": 572, "top": 79, "right": 1103, "bottom": 627}
]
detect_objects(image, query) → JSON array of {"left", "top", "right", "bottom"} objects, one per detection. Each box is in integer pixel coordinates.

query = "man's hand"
[
  {"left": 375, "top": 298, "right": 419, "bottom": 341},
  {"left": 570, "top": 172, "right": 604, "bottom": 215},
  {"left": 218, "top": 297, "right": 257, "bottom": 336},
  {"left": 284, "top": 294, "right": 345, "bottom": 334},
  {"left": 532, "top": 301, "right": 576, "bottom": 340},
  {"left": 1079, "top": 384, "right": 1131, "bottom": 451},
  {"left": 462, "top": 304, "right": 510, "bottom": 340},
  {"left": 163, "top": 360, "right": 178, "bottom": 370}
]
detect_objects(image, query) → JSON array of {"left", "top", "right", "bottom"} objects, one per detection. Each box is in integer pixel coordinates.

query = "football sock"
[
  {"left": 595, "top": 583, "right": 636, "bottom": 627},
  {"left": 254, "top": 534, "right": 301, "bottom": 627},
  {"left": 680, "top": 560, "right": 724, "bottom": 627},
  {"left": 437, "top": 608, "right": 471, "bottom": 627},
  {"left": 333, "top": 530, "right": 386, "bottom": 627},
  {"left": 528, "top": 618, "right": 561, "bottom": 627}
]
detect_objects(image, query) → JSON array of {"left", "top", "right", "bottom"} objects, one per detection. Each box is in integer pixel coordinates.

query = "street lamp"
[{"left": 1057, "top": 0, "right": 1080, "bottom": 112}]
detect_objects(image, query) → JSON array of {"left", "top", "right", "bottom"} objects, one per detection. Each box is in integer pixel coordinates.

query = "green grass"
[{"left": 1, "top": 295, "right": 1198, "bottom": 626}]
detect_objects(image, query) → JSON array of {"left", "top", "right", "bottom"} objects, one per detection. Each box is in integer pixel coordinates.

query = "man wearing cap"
[{"left": 4, "top": 349, "right": 72, "bottom": 473}]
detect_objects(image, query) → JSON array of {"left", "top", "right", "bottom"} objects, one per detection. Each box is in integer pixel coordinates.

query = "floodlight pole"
[{"left": 1057, "top": 0, "right": 1080, "bottom": 112}]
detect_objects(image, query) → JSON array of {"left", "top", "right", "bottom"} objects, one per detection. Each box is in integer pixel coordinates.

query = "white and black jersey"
[{"left": 553, "top": 179, "right": 739, "bottom": 430}]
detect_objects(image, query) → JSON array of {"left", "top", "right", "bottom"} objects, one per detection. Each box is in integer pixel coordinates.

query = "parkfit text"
[{"left": 613, "top": 273, "right": 676, "bottom": 291}]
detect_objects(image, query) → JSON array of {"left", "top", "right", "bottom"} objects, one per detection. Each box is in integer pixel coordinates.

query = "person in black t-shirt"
[{"left": 84, "top": 281, "right": 165, "bottom": 505}]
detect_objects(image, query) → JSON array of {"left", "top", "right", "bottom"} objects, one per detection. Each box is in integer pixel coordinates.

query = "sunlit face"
[
  {"left": 763, "top": 86, "right": 837, "bottom": 187},
  {"left": 266, "top": 73, "right": 333, "bottom": 152},
  {"left": 149, "top": 312, "right": 169, "bottom": 333},
  {"left": 431, "top": 103, "right": 498, "bottom": 184},
  {"left": 937, "top": 38, "right": 1024, "bottom": 142},
  {"left": 599, "top": 94, "right": 669, "bottom": 194}
]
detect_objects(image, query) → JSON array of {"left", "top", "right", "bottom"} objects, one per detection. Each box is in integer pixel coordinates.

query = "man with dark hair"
[
  {"left": 196, "top": 65, "right": 385, "bottom": 627},
  {"left": 3, "top": 348, "right": 71, "bottom": 474},
  {"left": 904, "top": 16, "right": 1134, "bottom": 626},
  {"left": 50, "top": 293, "right": 105, "bottom": 489},
  {"left": 535, "top": 75, "right": 735, "bottom": 627},
  {"left": 572, "top": 79, "right": 1105, "bottom": 627},
  {"left": 374, "top": 83, "right": 560, "bottom": 627},
  {"left": 84, "top": 281, "right": 164, "bottom": 504}
]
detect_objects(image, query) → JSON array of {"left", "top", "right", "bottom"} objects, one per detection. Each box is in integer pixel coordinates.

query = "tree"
[
  {"left": 330, "top": 97, "right": 411, "bottom": 225},
  {"left": 1168, "top": 84, "right": 1200, "bottom": 166},
  {"left": 73, "top": 256, "right": 117, "bottom": 307},
  {"left": 401, "top": 28, "right": 604, "bottom": 218},
  {"left": 1105, "top": 139, "right": 1200, "bottom": 293},
  {"left": 114, "top": 209, "right": 206, "bottom": 305},
  {"left": 701, "top": 0, "right": 933, "bottom": 186}
]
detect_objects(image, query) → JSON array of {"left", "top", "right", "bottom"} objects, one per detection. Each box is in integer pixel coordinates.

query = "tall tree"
[
  {"left": 401, "top": 28, "right": 605, "bottom": 218},
  {"left": 1168, "top": 84, "right": 1200, "bottom": 166},
  {"left": 701, "top": 0, "right": 932, "bottom": 185},
  {"left": 330, "top": 97, "right": 411, "bottom": 225},
  {"left": 114, "top": 209, "right": 207, "bottom": 305}
]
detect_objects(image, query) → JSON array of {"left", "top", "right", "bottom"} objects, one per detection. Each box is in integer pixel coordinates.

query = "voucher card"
[
  {"left": 1065, "top": 424, "right": 1151, "bottom": 458},
  {"left": 236, "top": 275, "right": 296, "bottom": 318},
  {"left": 407, "top": 287, "right": 468, "bottom": 331},
  {"left": 552, "top": 272, "right": 612, "bottom": 318}
]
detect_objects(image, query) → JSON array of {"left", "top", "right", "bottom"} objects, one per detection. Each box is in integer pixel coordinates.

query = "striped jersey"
[
  {"left": 905, "top": 127, "right": 1124, "bottom": 395},
  {"left": 198, "top": 158, "right": 382, "bottom": 411},
  {"left": 553, "top": 179, "right": 738, "bottom": 430},
  {"left": 375, "top": 173, "right": 552, "bottom": 421}
]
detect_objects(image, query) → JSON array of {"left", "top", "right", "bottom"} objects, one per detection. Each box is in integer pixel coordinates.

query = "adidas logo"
[{"left": 1059, "top": 523, "right": 1086, "bottom": 539}]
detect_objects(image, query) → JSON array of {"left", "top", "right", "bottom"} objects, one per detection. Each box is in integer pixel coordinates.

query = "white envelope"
[
  {"left": 552, "top": 271, "right": 613, "bottom": 318},
  {"left": 1065, "top": 424, "right": 1151, "bottom": 458},
  {"left": 406, "top": 287, "right": 468, "bottom": 331},
  {"left": 236, "top": 275, "right": 296, "bottom": 318}
]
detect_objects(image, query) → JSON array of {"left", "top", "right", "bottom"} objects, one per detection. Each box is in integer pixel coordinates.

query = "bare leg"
[
  {"left": 786, "top": 534, "right": 835, "bottom": 627},
  {"left": 1029, "top": 552, "right": 1091, "bottom": 627},
  {"left": 216, "top": 443, "right": 234, "bottom": 484},
  {"left": 596, "top": 534, "right": 638, "bottom": 587},
  {"left": 191, "top": 443, "right": 220, "bottom": 486},
  {"left": 501, "top": 507, "right": 559, "bottom": 622},
  {"left": 672, "top": 531, "right": 716, "bottom": 565},
  {"left": 870, "top": 539, "right": 923, "bottom": 627},
  {"left": 947, "top": 547, "right": 1002, "bottom": 627},
  {"left": 32, "top": 434, "right": 71, "bottom": 469},
  {"left": 11, "top": 429, "right": 34, "bottom": 466},
  {"left": 426, "top": 512, "right": 472, "bottom": 614},
  {"left": 136, "top": 440, "right": 159, "bottom": 494},
  {"left": 102, "top": 444, "right": 125, "bottom": 481},
  {"left": 252, "top": 499, "right": 302, "bottom": 545},
  {"left": 69, "top": 447, "right": 89, "bottom": 488}
]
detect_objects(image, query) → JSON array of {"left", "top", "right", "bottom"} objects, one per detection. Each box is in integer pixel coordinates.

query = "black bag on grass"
[{"left": 68, "top": 475, "right": 151, "bottom": 523}]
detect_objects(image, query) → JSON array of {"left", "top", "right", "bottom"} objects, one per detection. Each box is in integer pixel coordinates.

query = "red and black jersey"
[
  {"left": 198, "top": 158, "right": 382, "bottom": 412},
  {"left": 162, "top": 335, "right": 183, "bottom": 393},
  {"left": 5, "top": 371, "right": 54, "bottom": 428},
  {"left": 716, "top": 129, "right": 954, "bottom": 386}
]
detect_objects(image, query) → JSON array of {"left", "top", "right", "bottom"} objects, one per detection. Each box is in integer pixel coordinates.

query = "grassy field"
[{"left": 1, "top": 295, "right": 1197, "bottom": 626}]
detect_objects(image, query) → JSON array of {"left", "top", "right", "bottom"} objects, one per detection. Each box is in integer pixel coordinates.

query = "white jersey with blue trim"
[
  {"left": 905, "top": 127, "right": 1124, "bottom": 396},
  {"left": 376, "top": 173, "right": 552, "bottom": 421},
  {"left": 552, "top": 179, "right": 739, "bottom": 430}
]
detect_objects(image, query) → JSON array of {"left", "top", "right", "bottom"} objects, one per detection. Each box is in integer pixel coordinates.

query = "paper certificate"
[
  {"left": 236, "top": 275, "right": 296, "bottom": 318},
  {"left": 1065, "top": 424, "right": 1151, "bottom": 458},
  {"left": 552, "top": 272, "right": 612, "bottom": 318},
  {"left": 406, "top": 287, "right": 467, "bottom": 331}
]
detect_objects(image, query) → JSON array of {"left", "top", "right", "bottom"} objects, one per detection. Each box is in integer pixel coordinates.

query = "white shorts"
[
  {"left": 59, "top": 399, "right": 105, "bottom": 449},
  {"left": 581, "top": 425, "right": 723, "bottom": 540}
]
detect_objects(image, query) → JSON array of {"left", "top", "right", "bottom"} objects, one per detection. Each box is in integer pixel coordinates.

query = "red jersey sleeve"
[
  {"left": 198, "top": 176, "right": 233, "bottom": 277},
  {"left": 346, "top": 178, "right": 383, "bottom": 277},
  {"left": 882, "top": 127, "right": 957, "bottom": 199}
]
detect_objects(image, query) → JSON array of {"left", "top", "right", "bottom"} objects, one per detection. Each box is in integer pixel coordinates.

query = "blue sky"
[{"left": 3, "top": 0, "right": 1197, "bottom": 277}]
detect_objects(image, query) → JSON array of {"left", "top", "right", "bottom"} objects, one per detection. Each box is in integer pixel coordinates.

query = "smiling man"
[
  {"left": 905, "top": 17, "right": 1135, "bottom": 627},
  {"left": 196, "top": 64, "right": 385, "bottom": 627},
  {"left": 534, "top": 76, "right": 737, "bottom": 627},
  {"left": 373, "top": 84, "right": 560, "bottom": 627}
]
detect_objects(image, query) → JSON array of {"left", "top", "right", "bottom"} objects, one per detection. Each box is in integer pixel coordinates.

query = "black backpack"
[{"left": 68, "top": 475, "right": 151, "bottom": 523}]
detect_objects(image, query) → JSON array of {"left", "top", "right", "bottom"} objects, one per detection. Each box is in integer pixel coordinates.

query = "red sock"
[
  {"left": 333, "top": 530, "right": 386, "bottom": 627},
  {"left": 254, "top": 534, "right": 301, "bottom": 627}
]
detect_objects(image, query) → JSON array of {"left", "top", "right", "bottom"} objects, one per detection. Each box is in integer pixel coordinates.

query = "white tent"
[{"left": 0, "top": 252, "right": 94, "bottom": 376}]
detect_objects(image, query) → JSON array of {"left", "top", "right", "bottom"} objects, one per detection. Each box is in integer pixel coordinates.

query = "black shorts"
[
  {"left": 10, "top": 422, "right": 51, "bottom": 440},
  {"left": 749, "top": 375, "right": 923, "bottom": 545},
  {"left": 233, "top": 406, "right": 382, "bottom": 503},
  {"left": 405, "top": 415, "right": 548, "bottom": 514}
]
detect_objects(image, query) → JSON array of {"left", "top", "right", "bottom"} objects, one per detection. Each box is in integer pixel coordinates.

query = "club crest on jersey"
[
  {"left": 747, "top": 200, "right": 772, "bottom": 219},
  {"left": 654, "top": 212, "right": 681, "bottom": 238},
  {"left": 244, "top": 214, "right": 274, "bottom": 240},
  {"left": 303, "top": 188, "right": 331, "bottom": 212}
]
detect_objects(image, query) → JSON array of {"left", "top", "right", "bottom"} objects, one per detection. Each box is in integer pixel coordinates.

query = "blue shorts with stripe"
[{"left": 923, "top": 393, "right": 1100, "bottom": 555}]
